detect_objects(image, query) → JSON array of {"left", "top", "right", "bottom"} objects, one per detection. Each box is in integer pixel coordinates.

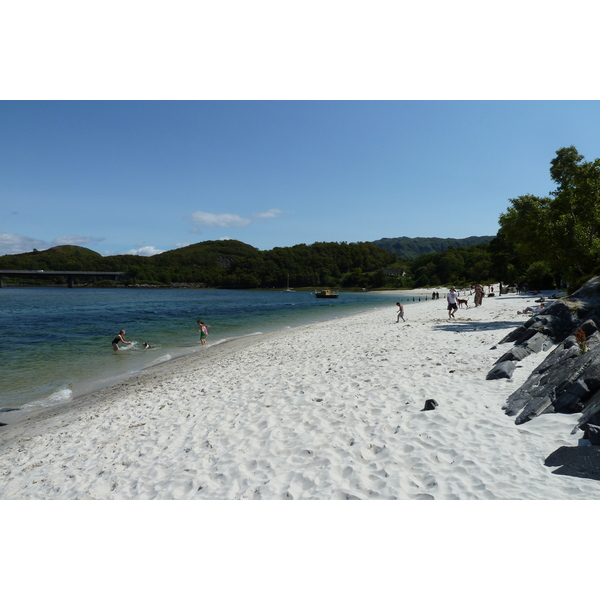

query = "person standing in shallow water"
[
  {"left": 197, "top": 320, "right": 210, "bottom": 345},
  {"left": 112, "top": 330, "right": 132, "bottom": 351}
]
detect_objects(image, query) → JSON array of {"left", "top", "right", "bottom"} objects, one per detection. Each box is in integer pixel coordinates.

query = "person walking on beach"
[
  {"left": 446, "top": 288, "right": 459, "bottom": 319},
  {"left": 197, "top": 320, "right": 210, "bottom": 345},
  {"left": 112, "top": 330, "right": 132, "bottom": 351},
  {"left": 395, "top": 302, "right": 405, "bottom": 322}
]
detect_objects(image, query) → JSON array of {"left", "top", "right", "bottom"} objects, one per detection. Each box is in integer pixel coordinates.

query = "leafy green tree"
[{"left": 499, "top": 146, "right": 600, "bottom": 286}]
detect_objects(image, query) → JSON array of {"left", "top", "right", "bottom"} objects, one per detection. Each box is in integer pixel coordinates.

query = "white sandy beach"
[{"left": 2, "top": 288, "right": 599, "bottom": 500}]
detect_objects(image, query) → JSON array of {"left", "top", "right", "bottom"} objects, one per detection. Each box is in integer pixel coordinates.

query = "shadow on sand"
[
  {"left": 432, "top": 319, "right": 521, "bottom": 334},
  {"left": 545, "top": 445, "right": 600, "bottom": 481}
]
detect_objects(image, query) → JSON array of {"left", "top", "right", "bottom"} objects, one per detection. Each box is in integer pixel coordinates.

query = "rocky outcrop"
[{"left": 493, "top": 278, "right": 600, "bottom": 442}]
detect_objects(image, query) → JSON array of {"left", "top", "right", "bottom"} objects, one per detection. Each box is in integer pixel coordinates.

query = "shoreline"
[
  {"left": 0, "top": 327, "right": 288, "bottom": 430},
  {"left": 3, "top": 287, "right": 595, "bottom": 499},
  {"left": 1, "top": 287, "right": 442, "bottom": 418}
]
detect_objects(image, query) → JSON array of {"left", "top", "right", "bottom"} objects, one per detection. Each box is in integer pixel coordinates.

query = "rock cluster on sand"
[{"left": 489, "top": 277, "right": 600, "bottom": 442}]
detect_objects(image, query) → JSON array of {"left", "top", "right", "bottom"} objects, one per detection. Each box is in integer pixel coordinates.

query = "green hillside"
[
  {"left": 371, "top": 236, "right": 495, "bottom": 259},
  {"left": 0, "top": 239, "right": 394, "bottom": 288},
  {"left": 2, "top": 235, "right": 518, "bottom": 289}
]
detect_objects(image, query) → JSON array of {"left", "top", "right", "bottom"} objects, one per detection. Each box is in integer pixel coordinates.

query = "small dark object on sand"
[{"left": 423, "top": 399, "right": 438, "bottom": 411}]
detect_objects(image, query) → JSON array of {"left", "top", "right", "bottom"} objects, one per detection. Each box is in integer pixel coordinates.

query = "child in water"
[{"left": 197, "top": 320, "right": 210, "bottom": 345}]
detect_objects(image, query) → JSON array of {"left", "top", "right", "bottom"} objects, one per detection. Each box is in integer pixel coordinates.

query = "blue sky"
[{"left": 3, "top": 100, "right": 600, "bottom": 256}]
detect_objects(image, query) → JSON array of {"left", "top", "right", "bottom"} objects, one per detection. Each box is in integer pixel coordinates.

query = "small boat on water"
[
  {"left": 283, "top": 274, "right": 295, "bottom": 292},
  {"left": 314, "top": 289, "right": 339, "bottom": 298}
]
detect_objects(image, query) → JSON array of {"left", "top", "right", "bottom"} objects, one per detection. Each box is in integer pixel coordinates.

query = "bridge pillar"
[
  {"left": 0, "top": 276, "right": 3, "bottom": 288},
  {"left": 68, "top": 275, "right": 74, "bottom": 288}
]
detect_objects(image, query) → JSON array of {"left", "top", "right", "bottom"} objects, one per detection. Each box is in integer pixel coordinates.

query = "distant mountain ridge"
[{"left": 371, "top": 235, "right": 495, "bottom": 260}]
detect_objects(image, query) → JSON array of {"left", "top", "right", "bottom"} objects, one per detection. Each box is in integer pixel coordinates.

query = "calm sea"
[{"left": 0, "top": 287, "right": 432, "bottom": 412}]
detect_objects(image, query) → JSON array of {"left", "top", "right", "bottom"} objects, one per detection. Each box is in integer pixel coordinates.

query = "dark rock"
[
  {"left": 492, "top": 332, "right": 552, "bottom": 378},
  {"left": 499, "top": 323, "right": 539, "bottom": 345},
  {"left": 423, "top": 399, "right": 438, "bottom": 411},
  {"left": 503, "top": 338, "right": 600, "bottom": 424},
  {"left": 496, "top": 345, "right": 535, "bottom": 364},
  {"left": 583, "top": 374, "right": 600, "bottom": 394},
  {"left": 572, "top": 389, "right": 600, "bottom": 434},
  {"left": 496, "top": 279, "right": 600, "bottom": 426},
  {"left": 486, "top": 361, "right": 517, "bottom": 380},
  {"left": 587, "top": 424, "right": 600, "bottom": 445},
  {"left": 580, "top": 319, "right": 599, "bottom": 338},
  {"left": 570, "top": 276, "right": 600, "bottom": 300},
  {"left": 554, "top": 379, "right": 590, "bottom": 413},
  {"left": 524, "top": 331, "right": 553, "bottom": 354}
]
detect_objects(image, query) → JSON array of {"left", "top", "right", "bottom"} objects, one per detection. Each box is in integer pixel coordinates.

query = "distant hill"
[
  {"left": 0, "top": 240, "right": 260, "bottom": 284},
  {"left": 0, "top": 239, "right": 392, "bottom": 288},
  {"left": 0, "top": 245, "right": 106, "bottom": 270},
  {"left": 371, "top": 236, "right": 495, "bottom": 260}
]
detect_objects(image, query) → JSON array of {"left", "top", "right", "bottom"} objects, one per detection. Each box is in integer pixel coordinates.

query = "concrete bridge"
[{"left": 0, "top": 270, "right": 126, "bottom": 288}]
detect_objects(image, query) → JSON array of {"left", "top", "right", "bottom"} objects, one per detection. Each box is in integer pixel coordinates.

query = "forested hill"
[
  {"left": 371, "top": 236, "right": 496, "bottom": 259},
  {"left": 0, "top": 236, "right": 501, "bottom": 289},
  {"left": 0, "top": 240, "right": 396, "bottom": 288}
]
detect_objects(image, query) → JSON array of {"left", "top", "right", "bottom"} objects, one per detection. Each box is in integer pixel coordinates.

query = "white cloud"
[
  {"left": 52, "top": 235, "right": 105, "bottom": 245},
  {"left": 190, "top": 211, "right": 252, "bottom": 228},
  {"left": 0, "top": 233, "right": 109, "bottom": 255},
  {"left": 0, "top": 232, "right": 50, "bottom": 255},
  {"left": 253, "top": 208, "right": 283, "bottom": 220},
  {"left": 123, "top": 245, "right": 164, "bottom": 256},
  {"left": 188, "top": 208, "right": 283, "bottom": 229}
]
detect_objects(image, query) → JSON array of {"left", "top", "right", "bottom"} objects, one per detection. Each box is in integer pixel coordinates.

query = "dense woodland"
[
  {"left": 371, "top": 235, "right": 495, "bottom": 259},
  {"left": 0, "top": 237, "right": 517, "bottom": 290},
  {"left": 2, "top": 146, "right": 600, "bottom": 291}
]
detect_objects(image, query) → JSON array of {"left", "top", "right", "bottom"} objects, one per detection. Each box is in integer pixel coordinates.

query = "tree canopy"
[{"left": 499, "top": 145, "right": 600, "bottom": 289}]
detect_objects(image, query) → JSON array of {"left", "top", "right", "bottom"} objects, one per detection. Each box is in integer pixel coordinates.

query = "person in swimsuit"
[
  {"left": 197, "top": 321, "right": 210, "bottom": 345},
  {"left": 112, "top": 330, "right": 132, "bottom": 351}
]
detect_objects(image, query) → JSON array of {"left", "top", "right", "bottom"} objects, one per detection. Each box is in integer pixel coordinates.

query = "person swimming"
[{"left": 112, "top": 330, "right": 132, "bottom": 351}]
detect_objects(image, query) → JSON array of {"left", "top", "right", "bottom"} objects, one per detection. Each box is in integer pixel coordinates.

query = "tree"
[{"left": 499, "top": 146, "right": 600, "bottom": 286}]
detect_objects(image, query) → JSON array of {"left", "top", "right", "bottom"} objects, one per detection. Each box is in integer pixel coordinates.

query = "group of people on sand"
[
  {"left": 394, "top": 284, "right": 493, "bottom": 323},
  {"left": 111, "top": 320, "right": 211, "bottom": 350}
]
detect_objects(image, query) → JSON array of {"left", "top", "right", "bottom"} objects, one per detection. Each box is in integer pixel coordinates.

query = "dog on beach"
[{"left": 457, "top": 298, "right": 469, "bottom": 309}]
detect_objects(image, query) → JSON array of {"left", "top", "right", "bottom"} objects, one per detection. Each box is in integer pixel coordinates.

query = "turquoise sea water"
[{"left": 0, "top": 287, "right": 432, "bottom": 411}]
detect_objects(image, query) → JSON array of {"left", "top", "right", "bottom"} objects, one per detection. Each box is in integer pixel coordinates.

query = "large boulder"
[
  {"left": 502, "top": 331, "right": 600, "bottom": 424},
  {"left": 486, "top": 361, "right": 517, "bottom": 380},
  {"left": 496, "top": 278, "right": 600, "bottom": 425}
]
